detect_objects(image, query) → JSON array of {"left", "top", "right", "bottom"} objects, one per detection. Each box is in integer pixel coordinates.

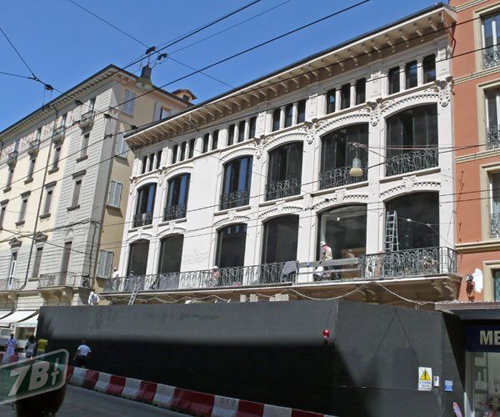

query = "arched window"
[
  {"left": 158, "top": 235, "right": 184, "bottom": 274},
  {"left": 164, "top": 174, "right": 190, "bottom": 221},
  {"left": 318, "top": 205, "right": 367, "bottom": 259},
  {"left": 127, "top": 240, "right": 149, "bottom": 277},
  {"left": 320, "top": 124, "right": 368, "bottom": 189},
  {"left": 262, "top": 215, "right": 299, "bottom": 264},
  {"left": 134, "top": 183, "right": 156, "bottom": 227},
  {"left": 216, "top": 224, "right": 247, "bottom": 269},
  {"left": 385, "top": 192, "right": 439, "bottom": 250},
  {"left": 266, "top": 142, "right": 303, "bottom": 201},
  {"left": 386, "top": 104, "right": 438, "bottom": 176},
  {"left": 220, "top": 156, "right": 252, "bottom": 210}
]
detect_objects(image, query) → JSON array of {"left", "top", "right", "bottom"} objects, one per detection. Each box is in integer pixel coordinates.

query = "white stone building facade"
[{"left": 110, "top": 5, "right": 460, "bottom": 306}]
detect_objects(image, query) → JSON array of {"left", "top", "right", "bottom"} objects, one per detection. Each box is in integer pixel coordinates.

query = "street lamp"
[{"left": 349, "top": 142, "right": 364, "bottom": 178}]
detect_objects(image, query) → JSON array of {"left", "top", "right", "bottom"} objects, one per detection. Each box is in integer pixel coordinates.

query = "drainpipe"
[{"left": 20, "top": 108, "right": 57, "bottom": 289}]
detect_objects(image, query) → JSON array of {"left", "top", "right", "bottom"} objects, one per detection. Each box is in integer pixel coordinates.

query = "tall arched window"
[
  {"left": 320, "top": 124, "right": 368, "bottom": 189},
  {"left": 385, "top": 192, "right": 439, "bottom": 250},
  {"left": 164, "top": 174, "right": 190, "bottom": 221},
  {"left": 262, "top": 215, "right": 299, "bottom": 264},
  {"left": 220, "top": 156, "right": 252, "bottom": 210},
  {"left": 127, "top": 240, "right": 150, "bottom": 276},
  {"left": 158, "top": 235, "right": 184, "bottom": 274},
  {"left": 318, "top": 205, "right": 367, "bottom": 259},
  {"left": 386, "top": 104, "right": 438, "bottom": 176},
  {"left": 266, "top": 142, "right": 302, "bottom": 201},
  {"left": 216, "top": 224, "right": 247, "bottom": 269},
  {"left": 134, "top": 184, "right": 156, "bottom": 227}
]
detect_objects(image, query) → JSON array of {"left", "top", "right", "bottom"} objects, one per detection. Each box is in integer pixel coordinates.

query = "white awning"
[
  {"left": 16, "top": 314, "right": 39, "bottom": 328},
  {"left": 0, "top": 311, "right": 12, "bottom": 320},
  {"left": 0, "top": 311, "right": 37, "bottom": 327}
]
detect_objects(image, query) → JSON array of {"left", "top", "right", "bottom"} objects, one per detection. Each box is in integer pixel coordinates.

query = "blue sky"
[{"left": 1, "top": 0, "right": 443, "bottom": 130}]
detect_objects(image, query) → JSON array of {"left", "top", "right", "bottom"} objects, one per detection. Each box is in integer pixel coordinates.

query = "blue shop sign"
[{"left": 466, "top": 324, "right": 500, "bottom": 352}]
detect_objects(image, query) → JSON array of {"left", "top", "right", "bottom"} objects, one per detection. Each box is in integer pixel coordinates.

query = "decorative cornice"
[
  {"left": 380, "top": 176, "right": 441, "bottom": 200},
  {"left": 213, "top": 214, "right": 251, "bottom": 228},
  {"left": 220, "top": 146, "right": 256, "bottom": 162},
  {"left": 312, "top": 191, "right": 369, "bottom": 210},
  {"left": 262, "top": 131, "right": 307, "bottom": 150},
  {"left": 258, "top": 203, "right": 303, "bottom": 219}
]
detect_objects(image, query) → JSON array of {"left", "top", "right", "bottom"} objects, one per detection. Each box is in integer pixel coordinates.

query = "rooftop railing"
[
  {"left": 104, "top": 247, "right": 457, "bottom": 294},
  {"left": 38, "top": 272, "right": 91, "bottom": 289},
  {"left": 319, "top": 164, "right": 368, "bottom": 190},
  {"left": 164, "top": 204, "right": 187, "bottom": 222},
  {"left": 265, "top": 177, "right": 301, "bottom": 201},
  {"left": 385, "top": 149, "right": 438, "bottom": 177},
  {"left": 220, "top": 189, "right": 250, "bottom": 210}
]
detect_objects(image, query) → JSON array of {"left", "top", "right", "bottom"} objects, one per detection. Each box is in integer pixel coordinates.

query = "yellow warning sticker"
[{"left": 418, "top": 367, "right": 432, "bottom": 391}]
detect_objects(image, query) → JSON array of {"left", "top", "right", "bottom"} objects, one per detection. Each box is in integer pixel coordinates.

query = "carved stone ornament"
[
  {"left": 304, "top": 118, "right": 322, "bottom": 144},
  {"left": 435, "top": 76, "right": 453, "bottom": 107}
]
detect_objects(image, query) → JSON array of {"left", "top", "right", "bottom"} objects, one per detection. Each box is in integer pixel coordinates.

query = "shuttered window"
[
  {"left": 115, "top": 133, "right": 129, "bottom": 157},
  {"left": 107, "top": 181, "right": 123, "bottom": 208},
  {"left": 122, "top": 89, "right": 136, "bottom": 115},
  {"left": 97, "top": 250, "right": 114, "bottom": 278}
]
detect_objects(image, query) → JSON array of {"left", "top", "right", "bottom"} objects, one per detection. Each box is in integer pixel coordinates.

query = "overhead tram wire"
[{"left": 66, "top": 0, "right": 239, "bottom": 90}]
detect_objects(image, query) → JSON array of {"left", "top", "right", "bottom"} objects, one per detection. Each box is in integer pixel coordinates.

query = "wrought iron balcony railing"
[
  {"left": 104, "top": 247, "right": 457, "bottom": 295},
  {"left": 487, "top": 124, "right": 500, "bottom": 150},
  {"left": 0, "top": 279, "right": 21, "bottom": 291},
  {"left": 319, "top": 164, "right": 368, "bottom": 190},
  {"left": 80, "top": 110, "right": 95, "bottom": 131},
  {"left": 51, "top": 126, "right": 66, "bottom": 143},
  {"left": 484, "top": 45, "right": 500, "bottom": 69},
  {"left": 359, "top": 247, "right": 457, "bottom": 279},
  {"left": 133, "top": 212, "right": 153, "bottom": 228},
  {"left": 265, "top": 177, "right": 301, "bottom": 201},
  {"left": 385, "top": 149, "right": 438, "bottom": 177},
  {"left": 104, "top": 261, "right": 297, "bottom": 293},
  {"left": 38, "top": 272, "right": 91, "bottom": 288},
  {"left": 164, "top": 204, "right": 187, "bottom": 222},
  {"left": 220, "top": 189, "right": 250, "bottom": 210},
  {"left": 491, "top": 212, "right": 500, "bottom": 238}
]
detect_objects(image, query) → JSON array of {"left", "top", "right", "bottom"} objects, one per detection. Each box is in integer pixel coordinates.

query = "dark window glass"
[
  {"left": 487, "top": 90, "right": 498, "bottom": 127},
  {"left": 272, "top": 108, "right": 281, "bottom": 132},
  {"left": 127, "top": 240, "right": 149, "bottom": 276},
  {"left": 386, "top": 192, "right": 439, "bottom": 249},
  {"left": 180, "top": 142, "right": 186, "bottom": 161},
  {"left": 262, "top": 215, "right": 299, "bottom": 263},
  {"left": 149, "top": 154, "right": 154, "bottom": 172},
  {"left": 32, "top": 247, "right": 43, "bottom": 278},
  {"left": 165, "top": 174, "right": 190, "bottom": 220},
  {"left": 249, "top": 117, "right": 257, "bottom": 139},
  {"left": 135, "top": 183, "right": 156, "bottom": 216},
  {"left": 297, "top": 99, "right": 306, "bottom": 124},
  {"left": 355, "top": 78, "right": 366, "bottom": 104},
  {"left": 326, "top": 89, "right": 336, "bottom": 114},
  {"left": 388, "top": 67, "right": 400, "bottom": 94},
  {"left": 238, "top": 120, "right": 246, "bottom": 142},
  {"left": 321, "top": 124, "right": 369, "bottom": 172},
  {"left": 284, "top": 104, "right": 294, "bottom": 128},
  {"left": 220, "top": 156, "right": 252, "bottom": 209},
  {"left": 188, "top": 138, "right": 195, "bottom": 159},
  {"left": 266, "top": 142, "right": 303, "bottom": 200},
  {"left": 405, "top": 60, "right": 418, "bottom": 89},
  {"left": 341, "top": 84, "right": 351, "bottom": 109},
  {"left": 212, "top": 130, "right": 219, "bottom": 150},
  {"left": 319, "top": 205, "right": 367, "bottom": 260},
  {"left": 216, "top": 224, "right": 247, "bottom": 268},
  {"left": 228, "top": 124, "right": 235, "bottom": 146},
  {"left": 203, "top": 134, "right": 209, "bottom": 153},
  {"left": 171, "top": 145, "right": 178, "bottom": 163},
  {"left": 142, "top": 156, "right": 147, "bottom": 174},
  {"left": 158, "top": 235, "right": 184, "bottom": 274},
  {"left": 386, "top": 105, "right": 438, "bottom": 175},
  {"left": 423, "top": 55, "right": 436, "bottom": 83},
  {"left": 156, "top": 151, "right": 162, "bottom": 169}
]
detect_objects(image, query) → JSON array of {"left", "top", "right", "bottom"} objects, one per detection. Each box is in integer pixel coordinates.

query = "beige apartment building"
[{"left": 0, "top": 64, "right": 191, "bottom": 339}]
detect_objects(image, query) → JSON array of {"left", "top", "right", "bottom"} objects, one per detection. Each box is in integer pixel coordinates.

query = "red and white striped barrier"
[{"left": 65, "top": 366, "right": 330, "bottom": 417}]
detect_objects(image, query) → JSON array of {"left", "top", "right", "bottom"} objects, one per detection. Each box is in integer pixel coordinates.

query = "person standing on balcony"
[
  {"left": 88, "top": 291, "right": 100, "bottom": 306},
  {"left": 320, "top": 241, "right": 335, "bottom": 280}
]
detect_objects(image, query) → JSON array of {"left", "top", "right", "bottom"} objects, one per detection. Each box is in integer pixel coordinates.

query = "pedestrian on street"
[
  {"left": 25, "top": 335, "right": 36, "bottom": 358},
  {"left": 36, "top": 337, "right": 48, "bottom": 356},
  {"left": 74, "top": 340, "right": 91, "bottom": 368},
  {"left": 3, "top": 334, "right": 17, "bottom": 363},
  {"left": 88, "top": 291, "right": 100, "bottom": 306}
]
